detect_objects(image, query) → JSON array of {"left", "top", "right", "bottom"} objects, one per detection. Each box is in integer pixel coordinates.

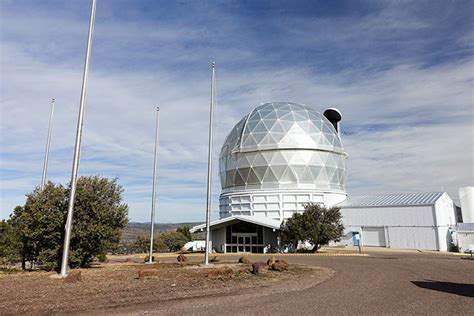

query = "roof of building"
[
  {"left": 190, "top": 215, "right": 281, "bottom": 233},
  {"left": 457, "top": 223, "right": 474, "bottom": 232},
  {"left": 339, "top": 192, "right": 445, "bottom": 208},
  {"left": 220, "top": 102, "right": 345, "bottom": 157}
]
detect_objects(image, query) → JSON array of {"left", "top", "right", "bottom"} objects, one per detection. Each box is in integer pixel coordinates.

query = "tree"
[
  {"left": 279, "top": 204, "right": 344, "bottom": 253},
  {"left": 6, "top": 176, "right": 128, "bottom": 270},
  {"left": 0, "top": 220, "right": 21, "bottom": 267},
  {"left": 176, "top": 225, "right": 192, "bottom": 241},
  {"left": 9, "top": 182, "right": 67, "bottom": 270},
  {"left": 66, "top": 176, "right": 129, "bottom": 267},
  {"left": 280, "top": 212, "right": 306, "bottom": 253},
  {"left": 159, "top": 231, "right": 188, "bottom": 252},
  {"left": 303, "top": 204, "right": 344, "bottom": 252}
]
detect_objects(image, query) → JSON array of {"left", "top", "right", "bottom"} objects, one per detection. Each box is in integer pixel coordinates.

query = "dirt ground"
[{"left": 0, "top": 258, "right": 333, "bottom": 315}]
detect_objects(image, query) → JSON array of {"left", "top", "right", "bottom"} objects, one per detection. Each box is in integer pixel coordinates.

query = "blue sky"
[{"left": 1, "top": 0, "right": 473, "bottom": 222}]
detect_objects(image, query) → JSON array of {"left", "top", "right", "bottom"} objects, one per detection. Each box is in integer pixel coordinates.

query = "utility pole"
[
  {"left": 148, "top": 107, "right": 160, "bottom": 264},
  {"left": 41, "top": 98, "right": 55, "bottom": 191},
  {"left": 59, "top": 0, "right": 96, "bottom": 277},
  {"left": 204, "top": 62, "right": 216, "bottom": 265}
]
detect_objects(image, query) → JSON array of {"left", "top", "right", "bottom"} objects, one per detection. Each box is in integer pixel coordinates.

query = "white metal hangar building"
[
  {"left": 337, "top": 192, "right": 457, "bottom": 252},
  {"left": 192, "top": 101, "right": 348, "bottom": 253}
]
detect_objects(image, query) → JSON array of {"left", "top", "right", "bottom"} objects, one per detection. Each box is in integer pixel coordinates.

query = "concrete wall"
[{"left": 211, "top": 227, "right": 226, "bottom": 252}]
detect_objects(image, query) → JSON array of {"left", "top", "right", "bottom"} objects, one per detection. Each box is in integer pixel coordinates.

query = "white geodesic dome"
[{"left": 219, "top": 102, "right": 347, "bottom": 193}]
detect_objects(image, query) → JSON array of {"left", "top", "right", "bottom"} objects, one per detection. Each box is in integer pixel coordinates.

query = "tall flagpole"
[
  {"left": 60, "top": 0, "right": 97, "bottom": 277},
  {"left": 204, "top": 62, "right": 216, "bottom": 265},
  {"left": 148, "top": 107, "right": 160, "bottom": 264},
  {"left": 41, "top": 98, "right": 55, "bottom": 191}
]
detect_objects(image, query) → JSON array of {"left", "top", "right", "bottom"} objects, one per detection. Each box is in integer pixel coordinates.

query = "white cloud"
[{"left": 1, "top": 1, "right": 473, "bottom": 221}]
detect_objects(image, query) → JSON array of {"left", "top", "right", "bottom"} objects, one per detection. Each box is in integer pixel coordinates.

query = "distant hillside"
[{"left": 121, "top": 222, "right": 203, "bottom": 243}]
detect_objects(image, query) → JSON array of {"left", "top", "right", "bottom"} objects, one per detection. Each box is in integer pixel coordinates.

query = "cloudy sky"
[{"left": 1, "top": 0, "right": 473, "bottom": 223}]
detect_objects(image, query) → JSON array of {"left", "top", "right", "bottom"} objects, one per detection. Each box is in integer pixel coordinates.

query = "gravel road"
[{"left": 108, "top": 251, "right": 473, "bottom": 315}]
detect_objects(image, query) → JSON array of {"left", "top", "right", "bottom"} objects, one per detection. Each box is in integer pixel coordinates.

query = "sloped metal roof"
[
  {"left": 457, "top": 223, "right": 474, "bottom": 232},
  {"left": 339, "top": 192, "right": 444, "bottom": 208},
  {"left": 190, "top": 215, "right": 281, "bottom": 233}
]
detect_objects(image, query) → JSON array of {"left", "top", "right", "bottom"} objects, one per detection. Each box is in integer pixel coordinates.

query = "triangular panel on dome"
[
  {"left": 281, "top": 167, "right": 297, "bottom": 182},
  {"left": 257, "top": 109, "right": 272, "bottom": 119},
  {"left": 291, "top": 165, "right": 306, "bottom": 179},
  {"left": 269, "top": 151, "right": 287, "bottom": 165},
  {"left": 322, "top": 123, "right": 335, "bottom": 134},
  {"left": 269, "top": 121, "right": 285, "bottom": 134},
  {"left": 316, "top": 167, "right": 328, "bottom": 182},
  {"left": 270, "top": 165, "right": 286, "bottom": 179},
  {"left": 309, "top": 152, "right": 324, "bottom": 166},
  {"left": 325, "top": 154, "right": 337, "bottom": 168},
  {"left": 234, "top": 170, "right": 246, "bottom": 186},
  {"left": 226, "top": 169, "right": 236, "bottom": 187},
  {"left": 262, "top": 118, "right": 277, "bottom": 130},
  {"left": 293, "top": 111, "right": 308, "bottom": 122},
  {"left": 246, "top": 168, "right": 261, "bottom": 185},
  {"left": 242, "top": 135, "right": 258, "bottom": 147},
  {"left": 262, "top": 110, "right": 277, "bottom": 120},
  {"left": 252, "top": 132, "right": 267, "bottom": 144},
  {"left": 288, "top": 151, "right": 306, "bottom": 165},
  {"left": 262, "top": 168, "right": 278, "bottom": 183},
  {"left": 252, "top": 166, "right": 267, "bottom": 183},
  {"left": 260, "top": 133, "right": 277, "bottom": 146},
  {"left": 309, "top": 165, "right": 322, "bottom": 179},
  {"left": 253, "top": 121, "right": 268, "bottom": 134},
  {"left": 237, "top": 155, "right": 252, "bottom": 168},
  {"left": 279, "top": 111, "right": 294, "bottom": 122},
  {"left": 299, "top": 166, "right": 315, "bottom": 183},
  {"left": 271, "top": 132, "right": 285, "bottom": 143},
  {"left": 253, "top": 152, "right": 269, "bottom": 166}
]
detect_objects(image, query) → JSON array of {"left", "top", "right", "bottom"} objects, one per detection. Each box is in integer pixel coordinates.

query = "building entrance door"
[
  {"left": 235, "top": 234, "right": 255, "bottom": 253},
  {"left": 225, "top": 221, "right": 265, "bottom": 253}
]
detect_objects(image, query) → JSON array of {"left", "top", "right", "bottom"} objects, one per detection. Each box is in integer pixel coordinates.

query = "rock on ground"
[
  {"left": 177, "top": 254, "right": 188, "bottom": 262},
  {"left": 238, "top": 256, "right": 251, "bottom": 264},
  {"left": 267, "top": 256, "right": 276, "bottom": 266},
  {"left": 272, "top": 260, "right": 289, "bottom": 272},
  {"left": 252, "top": 262, "right": 268, "bottom": 275}
]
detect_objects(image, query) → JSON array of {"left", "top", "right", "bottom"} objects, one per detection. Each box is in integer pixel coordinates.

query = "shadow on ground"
[{"left": 411, "top": 280, "right": 474, "bottom": 298}]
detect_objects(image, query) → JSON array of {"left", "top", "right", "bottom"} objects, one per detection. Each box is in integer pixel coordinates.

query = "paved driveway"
[{"left": 113, "top": 252, "right": 474, "bottom": 315}]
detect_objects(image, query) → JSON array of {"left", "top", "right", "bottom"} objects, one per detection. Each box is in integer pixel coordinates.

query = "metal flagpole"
[
  {"left": 60, "top": 0, "right": 97, "bottom": 277},
  {"left": 41, "top": 98, "right": 55, "bottom": 191},
  {"left": 204, "top": 62, "right": 216, "bottom": 265},
  {"left": 148, "top": 107, "right": 160, "bottom": 264}
]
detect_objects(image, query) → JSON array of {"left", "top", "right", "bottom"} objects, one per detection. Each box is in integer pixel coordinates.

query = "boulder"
[
  {"left": 177, "top": 254, "right": 188, "bottom": 263},
  {"left": 64, "top": 270, "right": 81, "bottom": 283},
  {"left": 271, "top": 259, "right": 289, "bottom": 272},
  {"left": 267, "top": 256, "right": 276, "bottom": 266},
  {"left": 207, "top": 266, "right": 234, "bottom": 279},
  {"left": 252, "top": 261, "right": 268, "bottom": 275},
  {"left": 238, "top": 256, "right": 251, "bottom": 264}
]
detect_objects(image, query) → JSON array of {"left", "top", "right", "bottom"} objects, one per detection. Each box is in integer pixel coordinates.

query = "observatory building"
[
  {"left": 191, "top": 101, "right": 459, "bottom": 253},
  {"left": 192, "top": 102, "right": 347, "bottom": 253}
]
